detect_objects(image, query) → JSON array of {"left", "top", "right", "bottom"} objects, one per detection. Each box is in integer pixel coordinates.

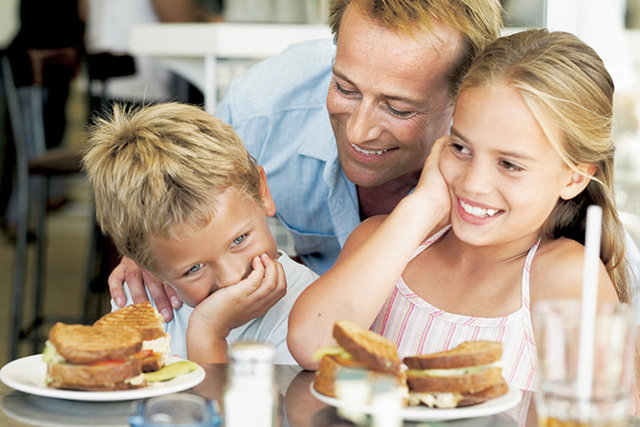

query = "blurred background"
[{"left": 0, "top": 0, "right": 639, "bottom": 367}]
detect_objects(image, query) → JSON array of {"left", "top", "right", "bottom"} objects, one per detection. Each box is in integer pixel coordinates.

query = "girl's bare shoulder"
[
  {"left": 531, "top": 236, "right": 618, "bottom": 303},
  {"left": 530, "top": 237, "right": 588, "bottom": 300}
]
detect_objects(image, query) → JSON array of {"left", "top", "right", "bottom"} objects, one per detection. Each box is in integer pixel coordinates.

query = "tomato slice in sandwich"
[
  {"left": 89, "top": 359, "right": 127, "bottom": 367},
  {"left": 132, "top": 349, "right": 154, "bottom": 360}
]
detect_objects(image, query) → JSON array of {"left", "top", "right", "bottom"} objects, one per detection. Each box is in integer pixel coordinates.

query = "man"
[{"left": 108, "top": 0, "right": 504, "bottom": 321}]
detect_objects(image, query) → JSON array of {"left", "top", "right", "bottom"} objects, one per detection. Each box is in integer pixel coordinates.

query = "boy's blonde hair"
[
  {"left": 329, "top": 0, "right": 503, "bottom": 97},
  {"left": 460, "top": 29, "right": 632, "bottom": 302},
  {"left": 83, "top": 102, "right": 262, "bottom": 272}
]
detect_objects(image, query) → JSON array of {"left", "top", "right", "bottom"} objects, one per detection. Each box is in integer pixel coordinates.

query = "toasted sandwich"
[
  {"left": 313, "top": 319, "right": 405, "bottom": 398},
  {"left": 44, "top": 323, "right": 147, "bottom": 391},
  {"left": 403, "top": 340, "right": 508, "bottom": 408},
  {"left": 94, "top": 302, "right": 170, "bottom": 372}
]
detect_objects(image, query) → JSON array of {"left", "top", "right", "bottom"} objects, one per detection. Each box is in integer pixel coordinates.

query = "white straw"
[{"left": 576, "top": 205, "right": 602, "bottom": 416}]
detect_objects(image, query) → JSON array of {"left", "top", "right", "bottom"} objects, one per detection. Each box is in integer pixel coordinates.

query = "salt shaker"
[{"left": 223, "top": 341, "right": 278, "bottom": 427}]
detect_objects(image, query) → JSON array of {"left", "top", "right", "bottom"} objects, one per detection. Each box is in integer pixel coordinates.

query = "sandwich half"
[
  {"left": 44, "top": 323, "right": 146, "bottom": 391},
  {"left": 313, "top": 319, "right": 405, "bottom": 398},
  {"left": 94, "top": 302, "right": 170, "bottom": 372},
  {"left": 403, "top": 340, "right": 508, "bottom": 408}
]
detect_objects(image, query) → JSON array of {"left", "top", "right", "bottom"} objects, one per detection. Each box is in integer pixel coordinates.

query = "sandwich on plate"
[
  {"left": 43, "top": 322, "right": 147, "bottom": 391},
  {"left": 94, "top": 302, "right": 170, "bottom": 372},
  {"left": 313, "top": 319, "right": 406, "bottom": 398},
  {"left": 403, "top": 340, "right": 508, "bottom": 408}
]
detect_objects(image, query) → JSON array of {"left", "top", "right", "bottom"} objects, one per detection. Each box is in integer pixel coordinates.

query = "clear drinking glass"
[{"left": 532, "top": 299, "right": 637, "bottom": 427}]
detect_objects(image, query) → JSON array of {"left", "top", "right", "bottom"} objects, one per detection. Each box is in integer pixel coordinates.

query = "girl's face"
[{"left": 440, "top": 83, "right": 579, "bottom": 249}]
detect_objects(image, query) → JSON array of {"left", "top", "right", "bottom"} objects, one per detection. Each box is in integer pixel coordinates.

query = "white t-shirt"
[{"left": 115, "top": 251, "right": 318, "bottom": 364}]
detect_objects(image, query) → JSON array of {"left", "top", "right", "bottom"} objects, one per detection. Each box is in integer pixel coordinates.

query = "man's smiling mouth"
[{"left": 351, "top": 143, "right": 391, "bottom": 155}]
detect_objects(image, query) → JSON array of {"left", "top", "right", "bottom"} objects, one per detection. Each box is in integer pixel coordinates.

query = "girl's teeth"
[
  {"left": 351, "top": 144, "right": 389, "bottom": 155},
  {"left": 460, "top": 200, "right": 499, "bottom": 218}
]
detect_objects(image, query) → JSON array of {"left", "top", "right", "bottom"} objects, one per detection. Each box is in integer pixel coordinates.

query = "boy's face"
[{"left": 149, "top": 174, "right": 278, "bottom": 308}]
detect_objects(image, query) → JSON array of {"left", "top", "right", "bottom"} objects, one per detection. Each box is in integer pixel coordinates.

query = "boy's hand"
[
  {"left": 189, "top": 253, "right": 287, "bottom": 339},
  {"left": 108, "top": 256, "right": 182, "bottom": 321}
]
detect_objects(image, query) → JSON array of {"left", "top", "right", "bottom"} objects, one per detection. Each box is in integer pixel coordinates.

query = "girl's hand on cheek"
[{"left": 412, "top": 136, "right": 451, "bottom": 224}]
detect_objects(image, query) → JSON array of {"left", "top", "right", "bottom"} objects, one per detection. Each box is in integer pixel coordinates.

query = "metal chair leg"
[
  {"left": 3, "top": 57, "right": 30, "bottom": 361},
  {"left": 83, "top": 201, "right": 98, "bottom": 324},
  {"left": 9, "top": 155, "right": 29, "bottom": 361},
  {"left": 31, "top": 176, "right": 48, "bottom": 354}
]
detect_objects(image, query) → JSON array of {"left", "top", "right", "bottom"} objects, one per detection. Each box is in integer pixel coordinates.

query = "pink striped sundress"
[{"left": 370, "top": 226, "right": 539, "bottom": 392}]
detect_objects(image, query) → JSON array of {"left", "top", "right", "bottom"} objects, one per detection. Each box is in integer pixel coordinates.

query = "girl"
[{"left": 288, "top": 29, "right": 632, "bottom": 393}]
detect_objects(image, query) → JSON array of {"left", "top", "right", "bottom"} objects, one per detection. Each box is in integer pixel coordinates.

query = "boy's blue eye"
[
  {"left": 231, "top": 234, "right": 246, "bottom": 247},
  {"left": 186, "top": 263, "right": 203, "bottom": 275}
]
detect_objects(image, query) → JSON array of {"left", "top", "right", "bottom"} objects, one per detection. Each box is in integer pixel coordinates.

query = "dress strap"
[
  {"left": 410, "top": 225, "right": 451, "bottom": 261},
  {"left": 520, "top": 237, "right": 542, "bottom": 391},
  {"left": 521, "top": 238, "right": 541, "bottom": 310}
]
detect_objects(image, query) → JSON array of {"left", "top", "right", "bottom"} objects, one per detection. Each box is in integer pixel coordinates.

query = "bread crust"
[
  {"left": 333, "top": 320, "right": 401, "bottom": 375},
  {"left": 457, "top": 377, "right": 509, "bottom": 407},
  {"left": 406, "top": 366, "right": 503, "bottom": 394},
  {"left": 313, "top": 353, "right": 407, "bottom": 399},
  {"left": 46, "top": 358, "right": 144, "bottom": 391},
  {"left": 94, "top": 302, "right": 165, "bottom": 341},
  {"left": 403, "top": 341, "right": 502, "bottom": 370},
  {"left": 313, "top": 354, "right": 366, "bottom": 397},
  {"left": 48, "top": 323, "right": 142, "bottom": 365},
  {"left": 141, "top": 353, "right": 162, "bottom": 372}
]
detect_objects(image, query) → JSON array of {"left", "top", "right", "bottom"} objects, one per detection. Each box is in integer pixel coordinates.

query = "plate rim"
[
  {"left": 1, "top": 354, "right": 205, "bottom": 401},
  {"left": 309, "top": 380, "right": 522, "bottom": 421}
]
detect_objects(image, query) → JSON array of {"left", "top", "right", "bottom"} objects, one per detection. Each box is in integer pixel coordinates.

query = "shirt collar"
[{"left": 296, "top": 106, "right": 336, "bottom": 161}]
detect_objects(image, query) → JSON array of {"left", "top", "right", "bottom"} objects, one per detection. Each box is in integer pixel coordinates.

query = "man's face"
[{"left": 327, "top": 4, "right": 462, "bottom": 188}]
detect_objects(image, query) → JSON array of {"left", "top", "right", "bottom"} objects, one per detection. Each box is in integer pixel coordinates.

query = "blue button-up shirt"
[{"left": 216, "top": 39, "right": 359, "bottom": 275}]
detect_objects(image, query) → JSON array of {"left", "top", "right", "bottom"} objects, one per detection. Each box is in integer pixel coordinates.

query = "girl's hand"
[
  {"left": 189, "top": 253, "right": 287, "bottom": 339},
  {"left": 410, "top": 136, "right": 451, "bottom": 227}
]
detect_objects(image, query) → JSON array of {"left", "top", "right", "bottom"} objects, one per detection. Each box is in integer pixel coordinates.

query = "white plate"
[
  {"left": 0, "top": 355, "right": 205, "bottom": 401},
  {"left": 310, "top": 382, "right": 522, "bottom": 422}
]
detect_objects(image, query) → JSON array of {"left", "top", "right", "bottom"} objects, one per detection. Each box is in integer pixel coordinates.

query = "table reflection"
[{"left": 0, "top": 363, "right": 535, "bottom": 426}]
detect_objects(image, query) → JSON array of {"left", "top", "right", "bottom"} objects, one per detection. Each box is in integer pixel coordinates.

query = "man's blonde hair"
[
  {"left": 328, "top": 0, "right": 503, "bottom": 96},
  {"left": 83, "top": 102, "right": 262, "bottom": 271}
]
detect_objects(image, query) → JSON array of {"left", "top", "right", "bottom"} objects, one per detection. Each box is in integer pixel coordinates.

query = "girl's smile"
[{"left": 458, "top": 197, "right": 502, "bottom": 219}]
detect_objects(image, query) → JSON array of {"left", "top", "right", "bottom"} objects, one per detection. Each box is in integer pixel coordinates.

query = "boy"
[{"left": 82, "top": 102, "right": 318, "bottom": 365}]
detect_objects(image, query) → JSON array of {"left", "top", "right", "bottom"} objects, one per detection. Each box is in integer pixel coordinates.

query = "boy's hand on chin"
[{"left": 189, "top": 253, "right": 287, "bottom": 339}]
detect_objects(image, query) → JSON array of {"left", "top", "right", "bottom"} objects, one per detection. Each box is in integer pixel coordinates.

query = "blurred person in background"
[
  {"left": 1, "top": 0, "right": 84, "bottom": 238},
  {"left": 81, "top": 0, "right": 214, "bottom": 116}
]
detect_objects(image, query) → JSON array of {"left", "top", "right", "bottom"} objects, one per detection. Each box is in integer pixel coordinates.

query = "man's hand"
[
  {"left": 107, "top": 256, "right": 182, "bottom": 321},
  {"left": 188, "top": 253, "right": 287, "bottom": 340}
]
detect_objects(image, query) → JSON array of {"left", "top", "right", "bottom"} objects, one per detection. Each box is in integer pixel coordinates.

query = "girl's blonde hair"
[
  {"left": 459, "top": 29, "right": 632, "bottom": 302},
  {"left": 83, "top": 102, "right": 262, "bottom": 271},
  {"left": 328, "top": 0, "right": 503, "bottom": 97}
]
